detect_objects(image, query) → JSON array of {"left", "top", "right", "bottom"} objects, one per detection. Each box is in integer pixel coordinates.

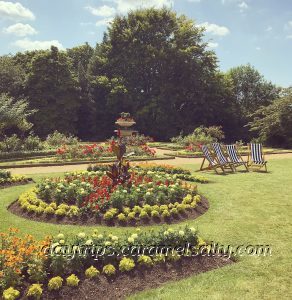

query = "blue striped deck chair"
[
  {"left": 225, "top": 144, "right": 249, "bottom": 171},
  {"left": 247, "top": 143, "right": 268, "bottom": 172},
  {"left": 200, "top": 145, "right": 225, "bottom": 174},
  {"left": 211, "top": 143, "right": 235, "bottom": 172}
]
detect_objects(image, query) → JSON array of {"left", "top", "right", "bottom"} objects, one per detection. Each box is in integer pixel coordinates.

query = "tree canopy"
[{"left": 0, "top": 8, "right": 289, "bottom": 146}]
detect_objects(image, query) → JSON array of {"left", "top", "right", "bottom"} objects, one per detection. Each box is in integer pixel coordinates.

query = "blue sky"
[{"left": 0, "top": 0, "right": 291, "bottom": 87}]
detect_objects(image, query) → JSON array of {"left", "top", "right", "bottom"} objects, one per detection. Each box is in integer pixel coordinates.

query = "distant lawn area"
[{"left": 0, "top": 158, "right": 291, "bottom": 299}]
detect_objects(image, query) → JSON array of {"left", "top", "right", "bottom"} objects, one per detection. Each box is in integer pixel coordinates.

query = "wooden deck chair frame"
[
  {"left": 247, "top": 143, "right": 268, "bottom": 172},
  {"left": 224, "top": 144, "right": 249, "bottom": 172},
  {"left": 200, "top": 145, "right": 225, "bottom": 174},
  {"left": 211, "top": 143, "right": 235, "bottom": 173}
]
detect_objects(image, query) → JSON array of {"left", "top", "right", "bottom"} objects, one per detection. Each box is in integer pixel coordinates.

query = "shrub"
[
  {"left": 122, "top": 206, "right": 131, "bottom": 215},
  {"left": 132, "top": 205, "right": 142, "bottom": 214},
  {"left": 119, "top": 257, "right": 135, "bottom": 272},
  {"left": 48, "top": 276, "right": 63, "bottom": 291},
  {"left": 139, "top": 210, "right": 149, "bottom": 219},
  {"left": 161, "top": 210, "right": 170, "bottom": 218},
  {"left": 2, "top": 287, "right": 20, "bottom": 300},
  {"left": 171, "top": 126, "right": 225, "bottom": 153},
  {"left": 137, "top": 255, "right": 153, "bottom": 267},
  {"left": 167, "top": 251, "right": 181, "bottom": 262},
  {"left": 27, "top": 259, "right": 47, "bottom": 282},
  {"left": 170, "top": 207, "right": 178, "bottom": 215},
  {"left": 66, "top": 274, "right": 79, "bottom": 287},
  {"left": 182, "top": 194, "right": 192, "bottom": 204},
  {"left": 85, "top": 266, "right": 99, "bottom": 279},
  {"left": 0, "top": 134, "right": 21, "bottom": 152},
  {"left": 23, "top": 135, "right": 43, "bottom": 151},
  {"left": 67, "top": 206, "right": 80, "bottom": 218},
  {"left": 117, "top": 213, "right": 126, "bottom": 222},
  {"left": 102, "top": 264, "right": 116, "bottom": 276},
  {"left": 151, "top": 210, "right": 160, "bottom": 218},
  {"left": 153, "top": 254, "right": 165, "bottom": 264},
  {"left": 127, "top": 212, "right": 136, "bottom": 221},
  {"left": 45, "top": 131, "right": 78, "bottom": 147},
  {"left": 26, "top": 284, "right": 43, "bottom": 299},
  {"left": 103, "top": 211, "right": 114, "bottom": 221},
  {"left": 0, "top": 169, "right": 11, "bottom": 179},
  {"left": 55, "top": 208, "right": 66, "bottom": 217}
]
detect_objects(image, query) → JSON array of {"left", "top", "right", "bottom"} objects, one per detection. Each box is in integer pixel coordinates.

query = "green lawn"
[{"left": 1, "top": 159, "right": 292, "bottom": 299}]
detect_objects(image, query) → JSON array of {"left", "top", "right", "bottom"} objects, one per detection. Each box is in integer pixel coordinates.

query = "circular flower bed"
[
  {"left": 0, "top": 170, "right": 31, "bottom": 188},
  {"left": 0, "top": 227, "right": 233, "bottom": 300},
  {"left": 11, "top": 165, "right": 209, "bottom": 226}
]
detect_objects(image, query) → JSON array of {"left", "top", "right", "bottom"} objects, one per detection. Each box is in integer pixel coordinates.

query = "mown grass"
[{"left": 0, "top": 159, "right": 292, "bottom": 299}]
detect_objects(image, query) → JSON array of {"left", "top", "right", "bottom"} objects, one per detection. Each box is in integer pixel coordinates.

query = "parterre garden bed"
[
  {"left": 0, "top": 227, "right": 233, "bottom": 300},
  {"left": 0, "top": 170, "right": 32, "bottom": 189},
  {"left": 1, "top": 161, "right": 234, "bottom": 300},
  {"left": 9, "top": 164, "right": 209, "bottom": 226}
]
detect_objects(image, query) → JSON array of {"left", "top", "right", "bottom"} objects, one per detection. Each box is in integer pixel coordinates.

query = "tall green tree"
[
  {"left": 226, "top": 64, "right": 280, "bottom": 140},
  {"left": 0, "top": 55, "right": 25, "bottom": 98},
  {"left": 88, "top": 8, "right": 227, "bottom": 140},
  {"left": 0, "top": 93, "right": 35, "bottom": 136},
  {"left": 25, "top": 46, "right": 80, "bottom": 137},
  {"left": 67, "top": 43, "right": 96, "bottom": 139},
  {"left": 248, "top": 88, "right": 292, "bottom": 147}
]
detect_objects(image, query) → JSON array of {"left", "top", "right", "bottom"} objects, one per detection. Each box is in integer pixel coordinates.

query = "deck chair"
[
  {"left": 247, "top": 143, "right": 268, "bottom": 172},
  {"left": 211, "top": 143, "right": 235, "bottom": 172},
  {"left": 225, "top": 144, "right": 249, "bottom": 171},
  {"left": 200, "top": 145, "right": 225, "bottom": 174}
]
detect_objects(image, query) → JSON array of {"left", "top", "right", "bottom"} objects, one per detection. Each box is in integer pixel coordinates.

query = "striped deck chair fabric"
[
  {"left": 201, "top": 145, "right": 217, "bottom": 166},
  {"left": 250, "top": 143, "right": 265, "bottom": 164},
  {"left": 211, "top": 143, "right": 235, "bottom": 172},
  {"left": 248, "top": 143, "right": 268, "bottom": 172},
  {"left": 200, "top": 145, "right": 224, "bottom": 173},
  {"left": 225, "top": 144, "right": 249, "bottom": 171},
  {"left": 226, "top": 145, "right": 241, "bottom": 163},
  {"left": 212, "top": 143, "right": 230, "bottom": 165}
]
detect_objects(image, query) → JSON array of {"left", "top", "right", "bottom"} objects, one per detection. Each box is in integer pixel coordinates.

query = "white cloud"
[
  {"left": 3, "top": 23, "right": 37, "bottom": 37},
  {"left": 101, "top": 0, "right": 173, "bottom": 14},
  {"left": 85, "top": 5, "right": 116, "bottom": 17},
  {"left": 238, "top": 1, "right": 248, "bottom": 12},
  {"left": 286, "top": 35, "right": 292, "bottom": 39},
  {"left": 266, "top": 26, "right": 272, "bottom": 32},
  {"left": 200, "top": 22, "right": 230, "bottom": 36},
  {"left": 207, "top": 42, "right": 218, "bottom": 48},
  {"left": 288, "top": 21, "right": 292, "bottom": 27},
  {"left": 13, "top": 39, "right": 64, "bottom": 51},
  {"left": 256, "top": 46, "right": 261, "bottom": 51},
  {"left": 96, "top": 17, "right": 114, "bottom": 27},
  {"left": 0, "top": 1, "right": 35, "bottom": 21},
  {"left": 187, "top": 0, "right": 201, "bottom": 2}
]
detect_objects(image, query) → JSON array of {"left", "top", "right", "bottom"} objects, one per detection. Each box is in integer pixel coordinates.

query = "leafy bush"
[
  {"left": 2, "top": 287, "right": 20, "bottom": 300},
  {"left": 23, "top": 135, "right": 43, "bottom": 151},
  {"left": 137, "top": 255, "right": 153, "bottom": 267},
  {"left": 45, "top": 131, "right": 79, "bottom": 147},
  {"left": 102, "top": 264, "right": 116, "bottom": 276},
  {"left": 48, "top": 276, "right": 63, "bottom": 291},
  {"left": 0, "top": 135, "right": 21, "bottom": 152},
  {"left": 85, "top": 266, "right": 99, "bottom": 279},
  {"left": 26, "top": 284, "right": 43, "bottom": 299},
  {"left": 119, "top": 257, "right": 135, "bottom": 272},
  {"left": 108, "top": 134, "right": 153, "bottom": 146},
  {"left": 0, "top": 170, "right": 11, "bottom": 179},
  {"left": 171, "top": 126, "right": 225, "bottom": 150},
  {"left": 66, "top": 274, "right": 79, "bottom": 287}
]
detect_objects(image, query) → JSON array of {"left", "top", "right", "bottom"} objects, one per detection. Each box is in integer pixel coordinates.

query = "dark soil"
[
  {"left": 0, "top": 179, "right": 33, "bottom": 189},
  {"left": 22, "top": 255, "right": 233, "bottom": 300},
  {"left": 8, "top": 197, "right": 209, "bottom": 227}
]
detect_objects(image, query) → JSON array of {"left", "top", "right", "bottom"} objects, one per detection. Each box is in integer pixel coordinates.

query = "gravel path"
[{"left": 7, "top": 148, "right": 292, "bottom": 175}]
